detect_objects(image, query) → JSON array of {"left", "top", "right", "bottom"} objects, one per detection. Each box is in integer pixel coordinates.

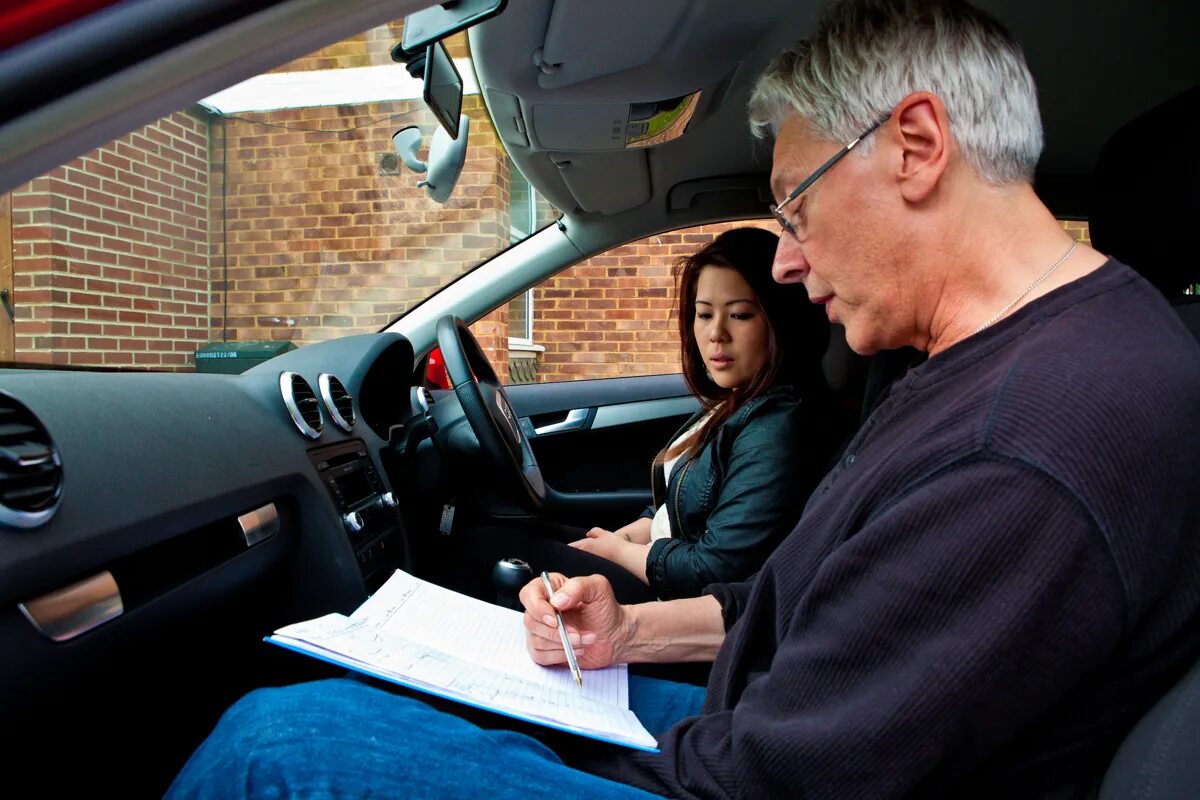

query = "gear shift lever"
[{"left": 492, "top": 558, "right": 532, "bottom": 611}]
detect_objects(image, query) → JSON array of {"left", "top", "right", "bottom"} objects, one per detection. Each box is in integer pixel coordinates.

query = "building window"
[{"left": 507, "top": 158, "right": 543, "bottom": 344}]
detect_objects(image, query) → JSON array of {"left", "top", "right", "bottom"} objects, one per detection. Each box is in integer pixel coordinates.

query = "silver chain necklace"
[{"left": 974, "top": 240, "right": 1078, "bottom": 335}]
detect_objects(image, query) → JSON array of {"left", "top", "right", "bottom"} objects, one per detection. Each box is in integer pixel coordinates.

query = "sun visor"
[{"left": 550, "top": 150, "right": 650, "bottom": 215}]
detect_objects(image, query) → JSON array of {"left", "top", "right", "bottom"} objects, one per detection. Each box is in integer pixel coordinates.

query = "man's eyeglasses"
[{"left": 770, "top": 114, "right": 891, "bottom": 240}]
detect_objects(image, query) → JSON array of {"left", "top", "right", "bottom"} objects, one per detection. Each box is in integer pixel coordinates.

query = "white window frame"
[{"left": 507, "top": 160, "right": 539, "bottom": 345}]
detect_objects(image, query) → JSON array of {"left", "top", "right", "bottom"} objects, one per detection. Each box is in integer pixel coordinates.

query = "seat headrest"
[{"left": 1090, "top": 85, "right": 1200, "bottom": 297}]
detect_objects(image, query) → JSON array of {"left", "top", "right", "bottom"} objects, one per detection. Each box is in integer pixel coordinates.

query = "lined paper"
[{"left": 268, "top": 569, "right": 655, "bottom": 750}]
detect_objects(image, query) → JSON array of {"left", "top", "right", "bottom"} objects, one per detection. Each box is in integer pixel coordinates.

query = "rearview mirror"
[
  {"left": 401, "top": 0, "right": 506, "bottom": 53},
  {"left": 423, "top": 40, "right": 463, "bottom": 139},
  {"left": 391, "top": 113, "right": 470, "bottom": 204}
]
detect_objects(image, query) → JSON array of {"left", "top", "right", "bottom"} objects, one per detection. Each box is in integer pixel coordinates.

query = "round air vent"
[
  {"left": 0, "top": 392, "right": 64, "bottom": 529},
  {"left": 279, "top": 372, "right": 323, "bottom": 439},
  {"left": 318, "top": 373, "right": 355, "bottom": 432},
  {"left": 414, "top": 386, "right": 435, "bottom": 413}
]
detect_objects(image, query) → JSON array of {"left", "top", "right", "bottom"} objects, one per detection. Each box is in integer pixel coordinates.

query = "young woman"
[{"left": 463, "top": 227, "right": 835, "bottom": 604}]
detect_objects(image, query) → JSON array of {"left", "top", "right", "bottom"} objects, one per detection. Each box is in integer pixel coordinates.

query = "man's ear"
[{"left": 891, "top": 92, "right": 950, "bottom": 203}]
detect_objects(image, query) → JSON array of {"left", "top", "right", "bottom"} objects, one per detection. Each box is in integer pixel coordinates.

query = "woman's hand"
[
  {"left": 615, "top": 517, "right": 653, "bottom": 544},
  {"left": 519, "top": 573, "right": 632, "bottom": 669},
  {"left": 570, "top": 528, "right": 651, "bottom": 582}
]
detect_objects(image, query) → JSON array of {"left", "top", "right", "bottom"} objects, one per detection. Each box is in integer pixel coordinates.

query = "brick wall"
[
  {"left": 9, "top": 111, "right": 210, "bottom": 368},
  {"left": 1062, "top": 220, "right": 1091, "bottom": 244},
  {"left": 210, "top": 95, "right": 509, "bottom": 351},
  {"left": 2, "top": 26, "right": 499, "bottom": 372},
  {"left": 213, "top": 29, "right": 516, "bottom": 373}
]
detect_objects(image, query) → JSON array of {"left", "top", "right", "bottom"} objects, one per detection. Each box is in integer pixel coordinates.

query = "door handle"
[
  {"left": 0, "top": 289, "right": 13, "bottom": 321},
  {"left": 531, "top": 408, "right": 589, "bottom": 436}
]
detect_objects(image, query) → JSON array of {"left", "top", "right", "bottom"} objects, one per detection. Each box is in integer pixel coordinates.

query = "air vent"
[
  {"left": 414, "top": 386, "right": 435, "bottom": 413},
  {"left": 0, "top": 392, "right": 64, "bottom": 529},
  {"left": 280, "top": 372, "right": 323, "bottom": 439},
  {"left": 318, "top": 374, "right": 355, "bottom": 432}
]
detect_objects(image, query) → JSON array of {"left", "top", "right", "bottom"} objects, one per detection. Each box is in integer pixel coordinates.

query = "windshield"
[{"left": 0, "top": 22, "right": 548, "bottom": 372}]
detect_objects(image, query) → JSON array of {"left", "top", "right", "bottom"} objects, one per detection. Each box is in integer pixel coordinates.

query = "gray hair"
[{"left": 749, "top": 0, "right": 1043, "bottom": 184}]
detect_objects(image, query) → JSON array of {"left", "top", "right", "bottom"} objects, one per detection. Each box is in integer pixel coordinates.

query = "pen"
[{"left": 541, "top": 571, "right": 583, "bottom": 687}]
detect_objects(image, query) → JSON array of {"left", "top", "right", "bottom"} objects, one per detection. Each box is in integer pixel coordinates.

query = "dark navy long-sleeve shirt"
[{"left": 583, "top": 260, "right": 1200, "bottom": 798}]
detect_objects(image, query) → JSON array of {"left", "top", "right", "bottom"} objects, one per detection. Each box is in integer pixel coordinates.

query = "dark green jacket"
[{"left": 641, "top": 384, "right": 834, "bottom": 599}]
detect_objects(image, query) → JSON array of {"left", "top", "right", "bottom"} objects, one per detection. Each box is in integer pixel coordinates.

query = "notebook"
[{"left": 266, "top": 568, "right": 658, "bottom": 752}]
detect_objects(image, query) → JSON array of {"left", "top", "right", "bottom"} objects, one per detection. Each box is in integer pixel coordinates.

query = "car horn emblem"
[{"left": 497, "top": 396, "right": 517, "bottom": 435}]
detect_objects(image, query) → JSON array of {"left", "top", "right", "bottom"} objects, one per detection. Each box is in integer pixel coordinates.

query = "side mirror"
[{"left": 425, "top": 347, "right": 450, "bottom": 390}]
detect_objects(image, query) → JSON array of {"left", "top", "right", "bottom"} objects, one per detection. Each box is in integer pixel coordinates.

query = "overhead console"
[
  {"left": 477, "top": 0, "right": 776, "bottom": 149},
  {"left": 528, "top": 93, "right": 701, "bottom": 152},
  {"left": 471, "top": 0, "right": 789, "bottom": 215}
]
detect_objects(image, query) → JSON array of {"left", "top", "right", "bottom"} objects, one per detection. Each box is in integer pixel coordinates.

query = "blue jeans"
[{"left": 165, "top": 675, "right": 705, "bottom": 799}]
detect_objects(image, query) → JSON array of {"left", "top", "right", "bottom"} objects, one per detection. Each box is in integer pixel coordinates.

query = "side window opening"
[{"left": 491, "top": 219, "right": 777, "bottom": 385}]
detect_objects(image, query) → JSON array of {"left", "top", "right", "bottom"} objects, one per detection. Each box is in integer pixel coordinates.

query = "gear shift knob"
[{"left": 492, "top": 557, "right": 532, "bottom": 611}]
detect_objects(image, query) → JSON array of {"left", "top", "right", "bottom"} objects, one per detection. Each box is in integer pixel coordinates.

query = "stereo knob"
[
  {"left": 343, "top": 511, "right": 364, "bottom": 533},
  {"left": 378, "top": 492, "right": 398, "bottom": 509}
]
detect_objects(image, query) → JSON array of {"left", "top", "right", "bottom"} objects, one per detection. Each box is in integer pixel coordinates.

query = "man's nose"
[{"left": 773, "top": 235, "right": 809, "bottom": 284}]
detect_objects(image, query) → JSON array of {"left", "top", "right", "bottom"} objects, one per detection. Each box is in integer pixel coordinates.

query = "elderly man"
[{"left": 168, "top": 1, "right": 1200, "bottom": 798}]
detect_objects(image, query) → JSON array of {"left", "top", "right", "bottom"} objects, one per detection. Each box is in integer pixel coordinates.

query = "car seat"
[
  {"left": 1089, "top": 84, "right": 1200, "bottom": 798},
  {"left": 1091, "top": 84, "right": 1200, "bottom": 341}
]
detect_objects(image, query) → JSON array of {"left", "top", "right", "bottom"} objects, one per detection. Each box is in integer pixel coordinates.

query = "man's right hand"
[{"left": 520, "top": 573, "right": 632, "bottom": 670}]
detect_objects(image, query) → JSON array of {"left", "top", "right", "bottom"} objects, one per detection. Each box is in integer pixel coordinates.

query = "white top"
[{"left": 650, "top": 410, "right": 714, "bottom": 542}]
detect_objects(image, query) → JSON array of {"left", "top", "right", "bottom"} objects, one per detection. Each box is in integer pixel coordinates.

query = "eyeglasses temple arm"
[{"left": 776, "top": 113, "right": 891, "bottom": 212}]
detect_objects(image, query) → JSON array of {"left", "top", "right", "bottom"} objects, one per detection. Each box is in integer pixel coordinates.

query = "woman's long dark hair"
[{"left": 660, "top": 227, "right": 830, "bottom": 463}]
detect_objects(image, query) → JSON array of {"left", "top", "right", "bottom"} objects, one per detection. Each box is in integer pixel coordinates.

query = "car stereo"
[{"left": 307, "top": 440, "right": 406, "bottom": 591}]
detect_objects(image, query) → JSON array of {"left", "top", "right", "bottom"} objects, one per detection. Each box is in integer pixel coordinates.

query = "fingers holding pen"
[
  {"left": 520, "top": 573, "right": 627, "bottom": 672},
  {"left": 518, "top": 572, "right": 559, "bottom": 630},
  {"left": 520, "top": 575, "right": 593, "bottom": 638}
]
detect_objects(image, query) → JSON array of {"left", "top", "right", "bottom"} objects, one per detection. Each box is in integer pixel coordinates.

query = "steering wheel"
[{"left": 434, "top": 314, "right": 546, "bottom": 514}]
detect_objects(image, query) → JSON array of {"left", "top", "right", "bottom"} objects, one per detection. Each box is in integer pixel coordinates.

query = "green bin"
[{"left": 195, "top": 341, "right": 297, "bottom": 374}]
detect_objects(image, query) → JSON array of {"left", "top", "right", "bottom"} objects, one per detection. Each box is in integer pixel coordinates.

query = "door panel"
[{"left": 504, "top": 373, "right": 699, "bottom": 528}]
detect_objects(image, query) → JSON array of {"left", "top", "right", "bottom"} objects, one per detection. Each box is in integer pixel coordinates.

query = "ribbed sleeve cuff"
[{"left": 703, "top": 582, "right": 745, "bottom": 632}]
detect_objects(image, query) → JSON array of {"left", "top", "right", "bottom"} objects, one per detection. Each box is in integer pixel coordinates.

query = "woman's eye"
[
  {"left": 696, "top": 312, "right": 712, "bottom": 321},
  {"left": 731, "top": 313, "right": 754, "bottom": 321}
]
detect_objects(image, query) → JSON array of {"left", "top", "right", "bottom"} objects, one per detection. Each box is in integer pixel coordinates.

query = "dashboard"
[{"left": 0, "top": 330, "right": 430, "bottom": 791}]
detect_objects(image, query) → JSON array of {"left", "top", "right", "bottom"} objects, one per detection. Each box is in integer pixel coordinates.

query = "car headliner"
[{"left": 0, "top": 0, "right": 1197, "bottom": 257}]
